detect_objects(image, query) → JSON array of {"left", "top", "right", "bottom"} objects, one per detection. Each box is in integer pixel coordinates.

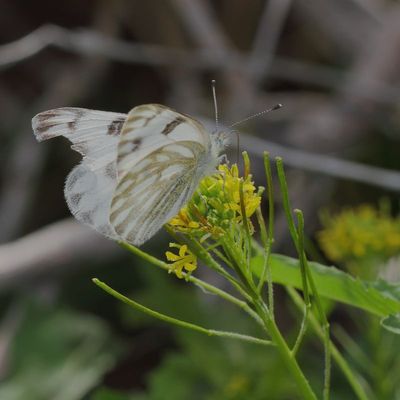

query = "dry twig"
[
  {"left": 0, "top": 25, "right": 398, "bottom": 104},
  {"left": 0, "top": 219, "right": 121, "bottom": 290}
]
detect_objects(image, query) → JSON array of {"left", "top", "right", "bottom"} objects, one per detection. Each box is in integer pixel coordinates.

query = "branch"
[
  {"left": 199, "top": 117, "right": 400, "bottom": 192},
  {"left": 0, "top": 219, "right": 121, "bottom": 289},
  {"left": 247, "top": 0, "right": 293, "bottom": 83},
  {"left": 241, "top": 134, "right": 400, "bottom": 192},
  {"left": 1, "top": 25, "right": 398, "bottom": 105},
  {"left": 286, "top": 6, "right": 400, "bottom": 151}
]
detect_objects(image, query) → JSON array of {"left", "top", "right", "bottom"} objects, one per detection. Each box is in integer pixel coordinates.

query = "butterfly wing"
[
  {"left": 32, "top": 107, "right": 127, "bottom": 239},
  {"left": 33, "top": 104, "right": 221, "bottom": 246},
  {"left": 110, "top": 104, "right": 214, "bottom": 246},
  {"left": 32, "top": 107, "right": 126, "bottom": 168}
]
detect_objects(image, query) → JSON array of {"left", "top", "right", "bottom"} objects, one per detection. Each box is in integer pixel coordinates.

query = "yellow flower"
[
  {"left": 216, "top": 164, "right": 261, "bottom": 222},
  {"left": 168, "top": 208, "right": 200, "bottom": 232},
  {"left": 318, "top": 204, "right": 400, "bottom": 264},
  {"left": 166, "top": 160, "right": 262, "bottom": 238},
  {"left": 165, "top": 243, "right": 197, "bottom": 279}
]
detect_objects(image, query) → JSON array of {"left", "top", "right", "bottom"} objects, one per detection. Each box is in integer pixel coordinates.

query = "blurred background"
[{"left": 0, "top": 1, "right": 399, "bottom": 399}]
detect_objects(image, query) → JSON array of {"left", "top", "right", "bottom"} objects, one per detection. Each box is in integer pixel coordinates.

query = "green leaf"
[
  {"left": 381, "top": 314, "right": 400, "bottom": 334},
  {"left": 252, "top": 254, "right": 400, "bottom": 318},
  {"left": 370, "top": 278, "right": 400, "bottom": 303}
]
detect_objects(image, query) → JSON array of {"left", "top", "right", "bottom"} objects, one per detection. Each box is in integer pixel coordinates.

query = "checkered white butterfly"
[{"left": 32, "top": 103, "right": 229, "bottom": 246}]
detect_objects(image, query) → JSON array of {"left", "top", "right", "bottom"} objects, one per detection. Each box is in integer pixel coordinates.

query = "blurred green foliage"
[
  {"left": 95, "top": 266, "right": 297, "bottom": 400},
  {"left": 0, "top": 298, "right": 121, "bottom": 400}
]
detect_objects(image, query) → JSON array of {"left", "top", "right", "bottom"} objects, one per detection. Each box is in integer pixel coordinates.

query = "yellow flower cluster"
[
  {"left": 165, "top": 161, "right": 262, "bottom": 277},
  {"left": 167, "top": 163, "right": 261, "bottom": 238},
  {"left": 318, "top": 204, "right": 400, "bottom": 263},
  {"left": 217, "top": 164, "right": 261, "bottom": 222},
  {"left": 165, "top": 243, "right": 197, "bottom": 279}
]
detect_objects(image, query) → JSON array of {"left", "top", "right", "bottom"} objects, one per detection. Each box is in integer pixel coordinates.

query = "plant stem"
[
  {"left": 263, "top": 152, "right": 275, "bottom": 241},
  {"left": 239, "top": 179, "right": 252, "bottom": 272},
  {"left": 276, "top": 157, "right": 298, "bottom": 245},
  {"left": 119, "top": 242, "right": 262, "bottom": 326},
  {"left": 253, "top": 298, "right": 317, "bottom": 400},
  {"left": 255, "top": 207, "right": 274, "bottom": 317},
  {"left": 93, "top": 278, "right": 272, "bottom": 347},
  {"left": 294, "top": 210, "right": 310, "bottom": 305},
  {"left": 222, "top": 234, "right": 259, "bottom": 299},
  {"left": 186, "top": 236, "right": 253, "bottom": 303},
  {"left": 287, "top": 287, "right": 369, "bottom": 400},
  {"left": 276, "top": 159, "right": 331, "bottom": 399},
  {"left": 291, "top": 210, "right": 311, "bottom": 355},
  {"left": 292, "top": 303, "right": 311, "bottom": 356}
]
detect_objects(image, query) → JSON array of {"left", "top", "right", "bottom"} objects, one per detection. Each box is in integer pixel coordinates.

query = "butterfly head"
[{"left": 211, "top": 130, "right": 230, "bottom": 155}]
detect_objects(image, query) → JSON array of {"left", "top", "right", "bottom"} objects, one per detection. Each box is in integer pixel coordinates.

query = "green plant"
[
  {"left": 318, "top": 203, "right": 400, "bottom": 399},
  {"left": 94, "top": 152, "right": 400, "bottom": 400}
]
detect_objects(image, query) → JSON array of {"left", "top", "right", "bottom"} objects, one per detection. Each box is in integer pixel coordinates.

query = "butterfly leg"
[{"left": 218, "top": 153, "right": 229, "bottom": 165}]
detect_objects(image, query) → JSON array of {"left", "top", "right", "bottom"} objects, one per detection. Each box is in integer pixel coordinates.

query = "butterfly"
[{"left": 32, "top": 104, "right": 229, "bottom": 246}]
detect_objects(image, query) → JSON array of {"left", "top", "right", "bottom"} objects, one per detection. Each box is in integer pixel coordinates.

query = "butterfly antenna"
[
  {"left": 211, "top": 79, "right": 219, "bottom": 132},
  {"left": 229, "top": 103, "right": 283, "bottom": 128}
]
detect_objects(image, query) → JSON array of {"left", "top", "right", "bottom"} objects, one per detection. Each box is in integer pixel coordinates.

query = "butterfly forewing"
[
  {"left": 32, "top": 107, "right": 126, "bottom": 166},
  {"left": 115, "top": 104, "right": 210, "bottom": 178},
  {"left": 110, "top": 104, "right": 212, "bottom": 245}
]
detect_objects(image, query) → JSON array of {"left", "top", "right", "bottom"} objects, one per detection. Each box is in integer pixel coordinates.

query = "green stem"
[
  {"left": 276, "top": 160, "right": 331, "bottom": 399},
  {"left": 239, "top": 179, "right": 252, "bottom": 273},
  {"left": 263, "top": 152, "right": 275, "bottom": 241},
  {"left": 185, "top": 236, "right": 253, "bottom": 303},
  {"left": 294, "top": 210, "right": 310, "bottom": 305},
  {"left": 255, "top": 207, "right": 274, "bottom": 317},
  {"left": 253, "top": 298, "right": 317, "bottom": 400},
  {"left": 291, "top": 210, "right": 311, "bottom": 355},
  {"left": 210, "top": 246, "right": 236, "bottom": 270},
  {"left": 165, "top": 226, "right": 246, "bottom": 294},
  {"left": 263, "top": 152, "right": 276, "bottom": 316},
  {"left": 119, "top": 242, "right": 261, "bottom": 326},
  {"left": 275, "top": 157, "right": 298, "bottom": 245},
  {"left": 221, "top": 234, "right": 259, "bottom": 299},
  {"left": 287, "top": 287, "right": 369, "bottom": 400},
  {"left": 302, "top": 259, "right": 331, "bottom": 399},
  {"left": 93, "top": 278, "right": 272, "bottom": 347},
  {"left": 333, "top": 325, "right": 372, "bottom": 373},
  {"left": 292, "top": 303, "right": 311, "bottom": 356}
]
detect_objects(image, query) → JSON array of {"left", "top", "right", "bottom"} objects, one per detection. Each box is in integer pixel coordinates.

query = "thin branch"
[
  {"left": 247, "top": 0, "right": 293, "bottom": 83},
  {"left": 285, "top": 6, "right": 400, "bottom": 152},
  {"left": 210, "top": 113, "right": 400, "bottom": 193},
  {"left": 0, "top": 219, "right": 121, "bottom": 289},
  {"left": 1, "top": 25, "right": 398, "bottom": 105},
  {"left": 238, "top": 132, "right": 400, "bottom": 193}
]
